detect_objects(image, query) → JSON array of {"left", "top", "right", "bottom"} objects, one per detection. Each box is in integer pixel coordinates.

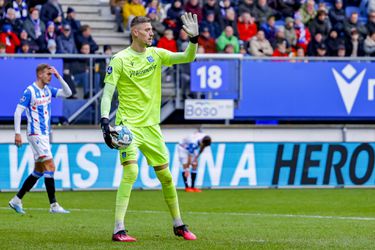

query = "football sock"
[
  {"left": 114, "top": 163, "right": 138, "bottom": 234},
  {"left": 155, "top": 168, "right": 183, "bottom": 226},
  {"left": 182, "top": 172, "right": 189, "bottom": 188},
  {"left": 191, "top": 169, "right": 197, "bottom": 188},
  {"left": 16, "top": 171, "right": 43, "bottom": 199},
  {"left": 44, "top": 172, "right": 57, "bottom": 204}
]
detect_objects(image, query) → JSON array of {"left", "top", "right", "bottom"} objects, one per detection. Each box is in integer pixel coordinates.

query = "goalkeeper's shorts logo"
[{"left": 106, "top": 66, "right": 113, "bottom": 74}]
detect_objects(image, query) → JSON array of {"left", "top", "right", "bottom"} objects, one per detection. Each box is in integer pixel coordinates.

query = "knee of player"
[
  {"left": 157, "top": 170, "right": 173, "bottom": 185},
  {"left": 122, "top": 164, "right": 138, "bottom": 183}
]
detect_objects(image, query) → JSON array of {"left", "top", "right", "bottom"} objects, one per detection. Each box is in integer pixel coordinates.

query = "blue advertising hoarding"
[
  {"left": 0, "top": 58, "right": 64, "bottom": 118},
  {"left": 190, "top": 61, "right": 238, "bottom": 99},
  {"left": 1, "top": 142, "right": 374, "bottom": 190},
  {"left": 238, "top": 61, "right": 375, "bottom": 118}
]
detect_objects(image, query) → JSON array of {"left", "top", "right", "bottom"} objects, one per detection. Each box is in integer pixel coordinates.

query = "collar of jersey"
[
  {"left": 33, "top": 82, "right": 46, "bottom": 90},
  {"left": 128, "top": 46, "right": 147, "bottom": 55}
]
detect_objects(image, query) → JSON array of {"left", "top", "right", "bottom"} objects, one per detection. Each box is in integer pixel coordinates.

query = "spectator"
[
  {"left": 203, "top": 0, "right": 224, "bottom": 28},
  {"left": 337, "top": 44, "right": 346, "bottom": 57},
  {"left": 364, "top": 31, "right": 375, "bottom": 56},
  {"left": 18, "top": 39, "right": 31, "bottom": 53},
  {"left": 23, "top": 8, "right": 45, "bottom": 52},
  {"left": 65, "top": 7, "right": 81, "bottom": 35},
  {"left": 0, "top": 42, "right": 6, "bottom": 53},
  {"left": 261, "top": 15, "right": 277, "bottom": 44},
  {"left": 1, "top": 7, "right": 23, "bottom": 35},
  {"left": 146, "top": 0, "right": 165, "bottom": 21},
  {"left": 198, "top": 26, "right": 217, "bottom": 53},
  {"left": 75, "top": 24, "right": 98, "bottom": 53},
  {"left": 157, "top": 29, "right": 177, "bottom": 52},
  {"left": 219, "top": 0, "right": 232, "bottom": 19},
  {"left": 0, "top": 24, "right": 20, "bottom": 53},
  {"left": 272, "top": 40, "right": 288, "bottom": 56},
  {"left": 44, "top": 21, "right": 56, "bottom": 44},
  {"left": 177, "top": 29, "right": 189, "bottom": 51},
  {"left": 239, "top": 41, "right": 249, "bottom": 55},
  {"left": 238, "top": 0, "right": 256, "bottom": 17},
  {"left": 201, "top": 11, "right": 222, "bottom": 39},
  {"left": 326, "top": 29, "right": 344, "bottom": 56},
  {"left": 268, "top": 0, "right": 301, "bottom": 19},
  {"left": 284, "top": 17, "right": 296, "bottom": 47},
  {"left": 369, "top": 0, "right": 375, "bottom": 14},
  {"left": 184, "top": 0, "right": 203, "bottom": 23},
  {"left": 56, "top": 23, "right": 77, "bottom": 54},
  {"left": 165, "top": 0, "right": 184, "bottom": 36},
  {"left": 329, "top": 0, "right": 346, "bottom": 33},
  {"left": 40, "top": 0, "right": 64, "bottom": 25},
  {"left": 237, "top": 11, "right": 257, "bottom": 43},
  {"left": 6, "top": 0, "right": 28, "bottom": 21},
  {"left": 294, "top": 12, "right": 311, "bottom": 52},
  {"left": 309, "top": 10, "right": 331, "bottom": 39},
  {"left": 344, "top": 12, "right": 368, "bottom": 39},
  {"left": 147, "top": 7, "right": 165, "bottom": 42},
  {"left": 367, "top": 11, "right": 375, "bottom": 35},
  {"left": 253, "top": 0, "right": 276, "bottom": 25},
  {"left": 223, "top": 43, "right": 234, "bottom": 53},
  {"left": 294, "top": 45, "right": 305, "bottom": 57},
  {"left": 298, "top": 0, "right": 316, "bottom": 25},
  {"left": 71, "top": 42, "right": 91, "bottom": 98},
  {"left": 316, "top": 42, "right": 327, "bottom": 56},
  {"left": 123, "top": 0, "right": 146, "bottom": 29},
  {"left": 19, "top": 29, "right": 38, "bottom": 52},
  {"left": 272, "top": 27, "right": 289, "bottom": 50},
  {"left": 216, "top": 25, "right": 240, "bottom": 53},
  {"left": 223, "top": 7, "right": 239, "bottom": 37},
  {"left": 250, "top": 30, "right": 273, "bottom": 56},
  {"left": 110, "top": 0, "right": 125, "bottom": 32},
  {"left": 27, "top": 0, "right": 48, "bottom": 9},
  {"left": 307, "top": 32, "right": 324, "bottom": 56},
  {"left": 46, "top": 38, "right": 56, "bottom": 54},
  {"left": 197, "top": 45, "right": 205, "bottom": 53},
  {"left": 345, "top": 28, "right": 364, "bottom": 56},
  {"left": 0, "top": 0, "right": 6, "bottom": 19}
]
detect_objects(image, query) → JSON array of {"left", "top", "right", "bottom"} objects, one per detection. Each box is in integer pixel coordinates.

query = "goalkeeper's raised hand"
[
  {"left": 181, "top": 12, "right": 199, "bottom": 43},
  {"left": 100, "top": 117, "right": 115, "bottom": 149}
]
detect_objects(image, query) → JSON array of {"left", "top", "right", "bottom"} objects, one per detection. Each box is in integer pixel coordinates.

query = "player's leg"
[
  {"left": 9, "top": 160, "right": 43, "bottom": 214},
  {"left": 9, "top": 135, "right": 44, "bottom": 214},
  {"left": 112, "top": 130, "right": 140, "bottom": 242},
  {"left": 43, "top": 159, "right": 69, "bottom": 214},
  {"left": 143, "top": 125, "right": 196, "bottom": 240},
  {"left": 190, "top": 162, "right": 201, "bottom": 193}
]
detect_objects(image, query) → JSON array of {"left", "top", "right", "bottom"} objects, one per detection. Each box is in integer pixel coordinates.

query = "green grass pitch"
[{"left": 1, "top": 189, "right": 374, "bottom": 249}]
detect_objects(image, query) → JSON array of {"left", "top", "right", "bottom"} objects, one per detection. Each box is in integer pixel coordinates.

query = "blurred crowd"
[{"left": 111, "top": 0, "right": 375, "bottom": 57}]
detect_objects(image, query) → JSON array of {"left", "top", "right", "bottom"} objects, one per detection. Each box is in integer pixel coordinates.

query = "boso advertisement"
[{"left": 1, "top": 142, "right": 374, "bottom": 190}]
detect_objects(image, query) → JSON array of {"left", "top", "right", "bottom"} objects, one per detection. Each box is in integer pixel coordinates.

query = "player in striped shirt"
[
  {"left": 178, "top": 131, "right": 212, "bottom": 192},
  {"left": 9, "top": 64, "right": 72, "bottom": 214}
]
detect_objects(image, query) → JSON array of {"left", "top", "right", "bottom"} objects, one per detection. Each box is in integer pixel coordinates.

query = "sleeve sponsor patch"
[{"left": 107, "top": 66, "right": 113, "bottom": 74}]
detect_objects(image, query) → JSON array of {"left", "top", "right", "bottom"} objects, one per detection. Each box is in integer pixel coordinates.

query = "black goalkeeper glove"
[{"left": 100, "top": 117, "right": 114, "bottom": 149}]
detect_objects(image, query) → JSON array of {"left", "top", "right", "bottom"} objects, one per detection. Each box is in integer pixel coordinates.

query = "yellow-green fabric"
[{"left": 119, "top": 124, "right": 169, "bottom": 166}]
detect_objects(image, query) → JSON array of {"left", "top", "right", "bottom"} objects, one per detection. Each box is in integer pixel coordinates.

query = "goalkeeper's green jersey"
[
  {"left": 102, "top": 43, "right": 197, "bottom": 127},
  {"left": 104, "top": 47, "right": 173, "bottom": 127}
]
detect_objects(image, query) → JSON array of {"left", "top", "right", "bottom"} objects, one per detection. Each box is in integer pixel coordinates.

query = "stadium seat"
[{"left": 345, "top": 6, "right": 360, "bottom": 17}]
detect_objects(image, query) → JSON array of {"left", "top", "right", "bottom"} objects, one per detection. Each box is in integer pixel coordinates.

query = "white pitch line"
[{"left": 1, "top": 207, "right": 375, "bottom": 222}]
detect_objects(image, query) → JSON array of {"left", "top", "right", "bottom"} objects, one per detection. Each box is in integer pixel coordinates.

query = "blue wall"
[{"left": 1, "top": 142, "right": 374, "bottom": 190}]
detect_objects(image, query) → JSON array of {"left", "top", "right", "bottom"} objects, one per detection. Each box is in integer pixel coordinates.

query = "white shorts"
[
  {"left": 177, "top": 145, "right": 197, "bottom": 166},
  {"left": 27, "top": 135, "right": 52, "bottom": 161}
]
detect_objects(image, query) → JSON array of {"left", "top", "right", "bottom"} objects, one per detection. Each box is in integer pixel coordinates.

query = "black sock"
[
  {"left": 44, "top": 177, "right": 56, "bottom": 204},
  {"left": 17, "top": 174, "right": 40, "bottom": 199},
  {"left": 182, "top": 172, "right": 189, "bottom": 188},
  {"left": 191, "top": 170, "right": 197, "bottom": 188}
]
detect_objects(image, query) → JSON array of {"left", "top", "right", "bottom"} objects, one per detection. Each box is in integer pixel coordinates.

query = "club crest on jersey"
[
  {"left": 146, "top": 56, "right": 154, "bottom": 63},
  {"left": 107, "top": 66, "right": 113, "bottom": 74},
  {"left": 20, "top": 96, "right": 26, "bottom": 103}
]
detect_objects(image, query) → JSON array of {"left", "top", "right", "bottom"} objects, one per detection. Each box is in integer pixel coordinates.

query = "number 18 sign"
[{"left": 190, "top": 61, "right": 238, "bottom": 92}]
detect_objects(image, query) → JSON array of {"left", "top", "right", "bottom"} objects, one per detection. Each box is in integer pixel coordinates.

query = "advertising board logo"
[{"left": 332, "top": 64, "right": 366, "bottom": 114}]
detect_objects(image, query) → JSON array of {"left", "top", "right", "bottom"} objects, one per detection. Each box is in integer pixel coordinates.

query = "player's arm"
[
  {"left": 14, "top": 89, "right": 31, "bottom": 147},
  {"left": 100, "top": 57, "right": 122, "bottom": 149},
  {"left": 49, "top": 66, "right": 72, "bottom": 98}
]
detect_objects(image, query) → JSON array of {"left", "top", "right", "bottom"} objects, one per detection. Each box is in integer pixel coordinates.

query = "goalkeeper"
[{"left": 100, "top": 13, "right": 199, "bottom": 242}]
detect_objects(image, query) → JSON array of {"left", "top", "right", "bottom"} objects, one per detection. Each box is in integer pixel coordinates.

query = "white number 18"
[{"left": 196, "top": 65, "right": 222, "bottom": 89}]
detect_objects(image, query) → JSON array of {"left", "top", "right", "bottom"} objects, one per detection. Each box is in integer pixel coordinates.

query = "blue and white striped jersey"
[
  {"left": 18, "top": 83, "right": 58, "bottom": 136},
  {"left": 179, "top": 132, "right": 206, "bottom": 154}
]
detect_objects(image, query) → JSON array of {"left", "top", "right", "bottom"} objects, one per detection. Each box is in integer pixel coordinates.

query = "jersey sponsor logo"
[
  {"left": 106, "top": 66, "right": 113, "bottom": 74},
  {"left": 33, "top": 97, "right": 51, "bottom": 106},
  {"left": 129, "top": 64, "right": 157, "bottom": 78},
  {"left": 146, "top": 56, "right": 154, "bottom": 63}
]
